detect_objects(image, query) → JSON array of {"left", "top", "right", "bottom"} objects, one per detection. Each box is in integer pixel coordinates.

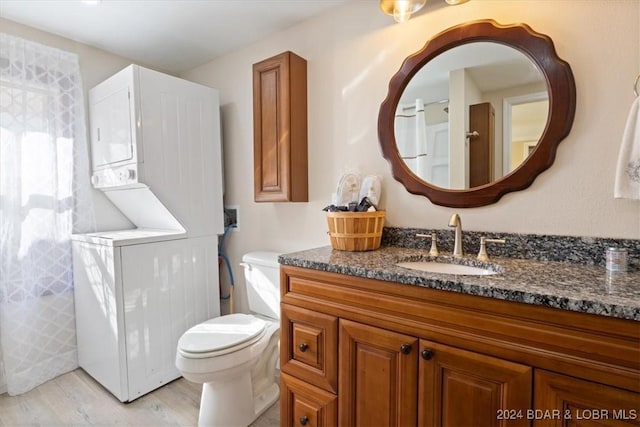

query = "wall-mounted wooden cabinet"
[{"left": 252, "top": 51, "right": 308, "bottom": 202}]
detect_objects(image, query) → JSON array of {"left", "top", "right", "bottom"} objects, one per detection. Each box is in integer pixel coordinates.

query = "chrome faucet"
[{"left": 448, "top": 213, "right": 463, "bottom": 257}]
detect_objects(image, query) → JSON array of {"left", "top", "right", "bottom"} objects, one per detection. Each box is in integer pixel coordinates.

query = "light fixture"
[
  {"left": 444, "top": 0, "right": 469, "bottom": 4},
  {"left": 380, "top": 0, "right": 426, "bottom": 23}
]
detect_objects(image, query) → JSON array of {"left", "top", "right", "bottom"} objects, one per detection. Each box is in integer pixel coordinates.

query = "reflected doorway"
[{"left": 503, "top": 92, "right": 549, "bottom": 175}]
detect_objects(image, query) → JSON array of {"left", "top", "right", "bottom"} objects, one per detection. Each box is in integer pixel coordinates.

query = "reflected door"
[
  {"left": 423, "top": 123, "right": 449, "bottom": 188},
  {"left": 469, "top": 102, "right": 495, "bottom": 188}
]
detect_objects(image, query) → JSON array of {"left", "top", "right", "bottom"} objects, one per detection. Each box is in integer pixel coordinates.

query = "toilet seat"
[{"left": 178, "top": 313, "right": 268, "bottom": 359}]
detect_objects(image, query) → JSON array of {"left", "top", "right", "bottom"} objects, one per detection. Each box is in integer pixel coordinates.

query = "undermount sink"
[{"left": 396, "top": 261, "right": 499, "bottom": 276}]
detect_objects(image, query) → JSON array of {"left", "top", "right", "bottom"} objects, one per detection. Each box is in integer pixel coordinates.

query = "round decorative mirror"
[{"left": 378, "top": 20, "right": 576, "bottom": 207}]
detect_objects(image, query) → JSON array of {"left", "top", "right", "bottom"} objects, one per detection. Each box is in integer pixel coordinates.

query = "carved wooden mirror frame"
[{"left": 378, "top": 20, "right": 576, "bottom": 208}]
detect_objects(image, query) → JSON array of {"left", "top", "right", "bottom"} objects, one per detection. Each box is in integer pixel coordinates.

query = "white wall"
[{"left": 182, "top": 1, "right": 640, "bottom": 312}]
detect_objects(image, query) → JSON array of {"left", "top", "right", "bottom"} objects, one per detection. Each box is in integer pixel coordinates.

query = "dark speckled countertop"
[{"left": 279, "top": 245, "right": 640, "bottom": 321}]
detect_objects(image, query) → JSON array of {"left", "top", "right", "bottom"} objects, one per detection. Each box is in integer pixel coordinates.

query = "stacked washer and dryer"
[{"left": 71, "top": 64, "right": 226, "bottom": 402}]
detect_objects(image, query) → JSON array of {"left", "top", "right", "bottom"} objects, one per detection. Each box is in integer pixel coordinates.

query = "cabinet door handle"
[
  {"left": 299, "top": 415, "right": 309, "bottom": 425},
  {"left": 421, "top": 349, "right": 434, "bottom": 360},
  {"left": 298, "top": 343, "right": 309, "bottom": 352},
  {"left": 400, "top": 344, "right": 412, "bottom": 354}
]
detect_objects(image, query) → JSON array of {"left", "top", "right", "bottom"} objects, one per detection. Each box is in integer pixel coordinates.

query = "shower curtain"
[
  {"left": 414, "top": 99, "right": 429, "bottom": 178},
  {"left": 394, "top": 98, "right": 428, "bottom": 179},
  {"left": 0, "top": 34, "right": 94, "bottom": 395}
]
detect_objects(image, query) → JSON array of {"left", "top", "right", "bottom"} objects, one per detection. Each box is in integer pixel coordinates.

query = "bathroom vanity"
[{"left": 278, "top": 246, "right": 639, "bottom": 427}]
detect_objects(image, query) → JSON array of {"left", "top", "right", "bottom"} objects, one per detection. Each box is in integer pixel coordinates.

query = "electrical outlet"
[{"left": 224, "top": 205, "right": 239, "bottom": 230}]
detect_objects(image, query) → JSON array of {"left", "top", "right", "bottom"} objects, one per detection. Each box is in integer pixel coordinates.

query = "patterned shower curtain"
[
  {"left": 0, "top": 33, "right": 94, "bottom": 395},
  {"left": 394, "top": 98, "right": 428, "bottom": 179}
]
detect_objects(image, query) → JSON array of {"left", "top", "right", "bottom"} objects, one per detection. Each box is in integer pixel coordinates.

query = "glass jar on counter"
[{"left": 606, "top": 247, "right": 628, "bottom": 272}]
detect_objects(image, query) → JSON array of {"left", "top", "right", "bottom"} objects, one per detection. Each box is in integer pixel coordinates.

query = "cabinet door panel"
[
  {"left": 419, "top": 340, "right": 532, "bottom": 427},
  {"left": 534, "top": 370, "right": 640, "bottom": 427},
  {"left": 339, "top": 319, "right": 418, "bottom": 427},
  {"left": 281, "top": 373, "right": 337, "bottom": 427}
]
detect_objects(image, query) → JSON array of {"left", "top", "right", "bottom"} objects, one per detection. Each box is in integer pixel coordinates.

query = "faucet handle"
[
  {"left": 477, "top": 236, "right": 505, "bottom": 261},
  {"left": 416, "top": 233, "right": 439, "bottom": 256}
]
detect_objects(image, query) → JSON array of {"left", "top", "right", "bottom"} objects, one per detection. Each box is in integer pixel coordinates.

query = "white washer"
[{"left": 72, "top": 229, "right": 220, "bottom": 402}]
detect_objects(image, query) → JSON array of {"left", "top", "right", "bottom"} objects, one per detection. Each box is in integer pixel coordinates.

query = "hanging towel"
[{"left": 614, "top": 96, "right": 640, "bottom": 200}]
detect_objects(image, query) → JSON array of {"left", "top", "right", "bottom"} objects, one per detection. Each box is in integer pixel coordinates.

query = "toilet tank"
[{"left": 241, "top": 251, "right": 281, "bottom": 320}]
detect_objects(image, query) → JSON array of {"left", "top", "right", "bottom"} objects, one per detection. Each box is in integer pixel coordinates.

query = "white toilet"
[{"left": 176, "top": 251, "right": 281, "bottom": 427}]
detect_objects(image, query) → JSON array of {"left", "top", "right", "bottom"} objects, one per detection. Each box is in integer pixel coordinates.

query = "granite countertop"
[{"left": 279, "top": 245, "right": 640, "bottom": 321}]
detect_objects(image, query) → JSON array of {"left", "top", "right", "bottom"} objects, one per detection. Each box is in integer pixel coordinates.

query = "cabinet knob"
[
  {"left": 299, "top": 415, "right": 309, "bottom": 425},
  {"left": 298, "top": 343, "right": 309, "bottom": 352},
  {"left": 421, "top": 349, "right": 434, "bottom": 360},
  {"left": 400, "top": 344, "right": 412, "bottom": 354}
]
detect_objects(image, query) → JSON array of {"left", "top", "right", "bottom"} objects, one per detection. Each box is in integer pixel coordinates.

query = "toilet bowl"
[{"left": 175, "top": 251, "right": 281, "bottom": 427}]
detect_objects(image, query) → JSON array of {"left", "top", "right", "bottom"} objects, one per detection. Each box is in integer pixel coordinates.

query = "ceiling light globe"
[{"left": 380, "top": 0, "right": 427, "bottom": 23}]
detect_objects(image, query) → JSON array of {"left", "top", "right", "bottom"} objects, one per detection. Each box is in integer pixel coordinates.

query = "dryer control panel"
[{"left": 91, "top": 165, "right": 141, "bottom": 189}]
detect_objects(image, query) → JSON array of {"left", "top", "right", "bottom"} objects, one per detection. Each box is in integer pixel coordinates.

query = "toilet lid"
[{"left": 178, "top": 313, "right": 267, "bottom": 354}]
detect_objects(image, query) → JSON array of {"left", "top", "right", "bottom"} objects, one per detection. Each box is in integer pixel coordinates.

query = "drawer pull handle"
[
  {"left": 298, "top": 343, "right": 309, "bottom": 352},
  {"left": 299, "top": 415, "right": 309, "bottom": 425},
  {"left": 421, "top": 349, "right": 434, "bottom": 360},
  {"left": 400, "top": 344, "right": 412, "bottom": 354}
]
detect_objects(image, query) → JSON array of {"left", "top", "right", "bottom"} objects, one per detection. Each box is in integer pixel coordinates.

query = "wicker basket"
[{"left": 326, "top": 211, "right": 386, "bottom": 251}]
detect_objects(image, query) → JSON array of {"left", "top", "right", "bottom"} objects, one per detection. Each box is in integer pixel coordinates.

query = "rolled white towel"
[
  {"left": 359, "top": 175, "right": 382, "bottom": 207},
  {"left": 614, "top": 96, "right": 640, "bottom": 200}
]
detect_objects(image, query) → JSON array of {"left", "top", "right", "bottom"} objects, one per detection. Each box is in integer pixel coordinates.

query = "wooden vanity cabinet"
[
  {"left": 280, "top": 266, "right": 640, "bottom": 427},
  {"left": 252, "top": 51, "right": 307, "bottom": 202}
]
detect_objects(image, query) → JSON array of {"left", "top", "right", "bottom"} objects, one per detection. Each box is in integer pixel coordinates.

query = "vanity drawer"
[
  {"left": 281, "top": 303, "right": 338, "bottom": 393},
  {"left": 281, "top": 373, "right": 337, "bottom": 427}
]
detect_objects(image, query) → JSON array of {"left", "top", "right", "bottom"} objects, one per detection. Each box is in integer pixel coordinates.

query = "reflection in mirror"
[
  {"left": 378, "top": 20, "right": 576, "bottom": 208},
  {"left": 504, "top": 92, "right": 548, "bottom": 174},
  {"left": 394, "top": 42, "right": 548, "bottom": 190}
]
